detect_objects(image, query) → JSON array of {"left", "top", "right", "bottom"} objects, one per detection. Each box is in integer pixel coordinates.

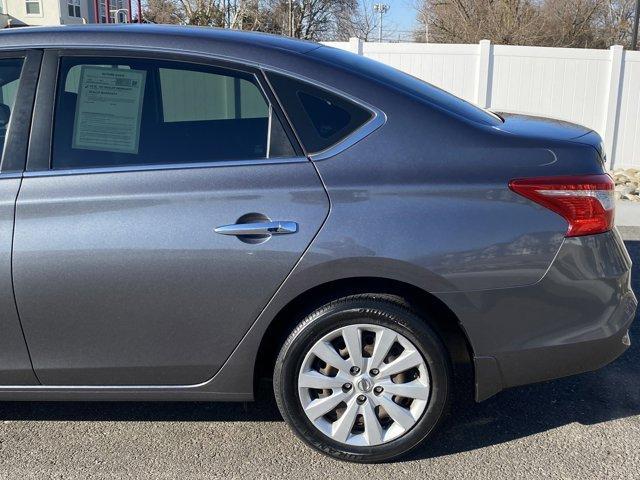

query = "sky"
[{"left": 375, "top": 0, "right": 418, "bottom": 41}]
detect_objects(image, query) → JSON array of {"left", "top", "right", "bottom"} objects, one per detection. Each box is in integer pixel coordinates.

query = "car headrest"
[{"left": 0, "top": 104, "right": 10, "bottom": 127}]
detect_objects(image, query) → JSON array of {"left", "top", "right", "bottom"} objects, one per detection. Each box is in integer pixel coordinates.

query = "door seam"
[{"left": 10, "top": 174, "right": 43, "bottom": 385}]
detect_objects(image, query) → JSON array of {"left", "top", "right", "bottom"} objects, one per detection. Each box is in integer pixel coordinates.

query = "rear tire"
[{"left": 273, "top": 294, "right": 451, "bottom": 463}]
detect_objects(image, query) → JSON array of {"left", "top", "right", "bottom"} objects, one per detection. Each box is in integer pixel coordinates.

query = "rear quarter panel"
[{"left": 304, "top": 76, "right": 606, "bottom": 292}]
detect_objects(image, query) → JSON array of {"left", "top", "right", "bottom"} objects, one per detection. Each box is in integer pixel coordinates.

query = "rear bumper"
[
  {"left": 438, "top": 229, "right": 637, "bottom": 401},
  {"left": 474, "top": 289, "right": 635, "bottom": 401}
]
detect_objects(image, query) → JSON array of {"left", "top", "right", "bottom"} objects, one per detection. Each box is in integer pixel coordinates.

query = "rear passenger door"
[
  {"left": 12, "top": 50, "right": 329, "bottom": 386},
  {"left": 0, "top": 51, "right": 41, "bottom": 385}
]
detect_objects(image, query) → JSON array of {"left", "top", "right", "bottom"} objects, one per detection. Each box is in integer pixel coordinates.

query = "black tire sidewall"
[{"left": 274, "top": 298, "right": 451, "bottom": 463}]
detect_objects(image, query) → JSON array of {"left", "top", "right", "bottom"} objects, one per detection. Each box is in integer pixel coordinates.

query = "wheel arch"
[{"left": 253, "top": 276, "right": 475, "bottom": 398}]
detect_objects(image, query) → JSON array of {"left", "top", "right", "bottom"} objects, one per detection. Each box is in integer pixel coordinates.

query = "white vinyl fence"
[{"left": 323, "top": 39, "right": 640, "bottom": 170}]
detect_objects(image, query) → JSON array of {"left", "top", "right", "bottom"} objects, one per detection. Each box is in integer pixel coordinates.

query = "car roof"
[{"left": 0, "top": 24, "right": 321, "bottom": 55}]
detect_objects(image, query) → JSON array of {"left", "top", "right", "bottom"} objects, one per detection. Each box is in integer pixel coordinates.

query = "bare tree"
[
  {"left": 297, "top": 0, "right": 358, "bottom": 39},
  {"left": 142, "top": 0, "right": 396, "bottom": 41},
  {"left": 143, "top": 0, "right": 183, "bottom": 23},
  {"left": 538, "top": 0, "right": 603, "bottom": 47},
  {"left": 143, "top": 0, "right": 639, "bottom": 45},
  {"left": 415, "top": 0, "right": 542, "bottom": 44},
  {"left": 415, "top": 0, "right": 638, "bottom": 47},
  {"left": 335, "top": 0, "right": 377, "bottom": 41},
  {"left": 175, "top": 0, "right": 223, "bottom": 25},
  {"left": 257, "top": 0, "right": 357, "bottom": 39},
  {"left": 596, "top": 0, "right": 637, "bottom": 46}
]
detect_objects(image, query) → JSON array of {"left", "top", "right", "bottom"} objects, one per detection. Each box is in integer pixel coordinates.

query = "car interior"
[
  {"left": 0, "top": 103, "right": 10, "bottom": 151},
  {"left": 0, "top": 62, "right": 22, "bottom": 155},
  {"left": 52, "top": 58, "right": 294, "bottom": 170}
]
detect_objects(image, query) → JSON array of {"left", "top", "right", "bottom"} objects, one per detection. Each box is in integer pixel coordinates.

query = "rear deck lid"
[
  {"left": 494, "top": 112, "right": 604, "bottom": 160},
  {"left": 495, "top": 113, "right": 593, "bottom": 140}
]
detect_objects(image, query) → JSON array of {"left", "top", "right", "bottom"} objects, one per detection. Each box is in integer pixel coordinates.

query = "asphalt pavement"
[{"left": 0, "top": 242, "right": 638, "bottom": 480}]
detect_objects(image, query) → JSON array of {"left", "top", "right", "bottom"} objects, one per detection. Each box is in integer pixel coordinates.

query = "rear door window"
[
  {"left": 266, "top": 72, "right": 373, "bottom": 155},
  {"left": 0, "top": 58, "right": 24, "bottom": 159},
  {"left": 52, "top": 57, "right": 296, "bottom": 170}
]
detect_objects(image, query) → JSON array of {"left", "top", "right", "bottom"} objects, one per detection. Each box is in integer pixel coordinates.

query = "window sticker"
[{"left": 72, "top": 66, "right": 147, "bottom": 155}]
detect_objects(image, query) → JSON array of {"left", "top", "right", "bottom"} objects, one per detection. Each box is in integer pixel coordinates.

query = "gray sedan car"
[{"left": 0, "top": 25, "right": 636, "bottom": 462}]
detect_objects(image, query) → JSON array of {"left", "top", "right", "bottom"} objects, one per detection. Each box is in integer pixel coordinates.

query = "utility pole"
[
  {"left": 632, "top": 0, "right": 640, "bottom": 50},
  {"left": 373, "top": 3, "right": 389, "bottom": 43}
]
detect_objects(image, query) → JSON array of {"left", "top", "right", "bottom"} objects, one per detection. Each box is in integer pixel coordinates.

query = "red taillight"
[{"left": 509, "top": 174, "right": 615, "bottom": 237}]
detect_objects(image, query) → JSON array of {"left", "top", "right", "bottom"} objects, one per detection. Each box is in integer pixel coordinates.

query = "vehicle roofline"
[{"left": 0, "top": 24, "right": 321, "bottom": 55}]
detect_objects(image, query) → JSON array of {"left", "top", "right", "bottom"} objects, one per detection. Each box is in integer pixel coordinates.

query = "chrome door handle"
[{"left": 214, "top": 221, "right": 298, "bottom": 237}]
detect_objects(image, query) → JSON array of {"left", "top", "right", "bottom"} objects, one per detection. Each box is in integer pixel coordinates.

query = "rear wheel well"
[{"left": 254, "top": 277, "right": 474, "bottom": 398}]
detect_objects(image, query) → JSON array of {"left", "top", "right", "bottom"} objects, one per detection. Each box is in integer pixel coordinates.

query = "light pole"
[{"left": 373, "top": 3, "right": 389, "bottom": 43}]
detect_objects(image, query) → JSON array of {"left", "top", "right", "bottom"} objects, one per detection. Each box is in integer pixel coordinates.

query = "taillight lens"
[{"left": 509, "top": 174, "right": 615, "bottom": 237}]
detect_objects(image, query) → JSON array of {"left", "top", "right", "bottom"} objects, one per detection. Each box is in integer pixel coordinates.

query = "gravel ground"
[{"left": 0, "top": 242, "right": 638, "bottom": 480}]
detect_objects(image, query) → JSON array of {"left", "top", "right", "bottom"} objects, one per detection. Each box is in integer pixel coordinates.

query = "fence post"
[
  {"left": 476, "top": 39, "right": 492, "bottom": 108},
  {"left": 349, "top": 37, "right": 364, "bottom": 55},
  {"left": 603, "top": 45, "right": 624, "bottom": 170}
]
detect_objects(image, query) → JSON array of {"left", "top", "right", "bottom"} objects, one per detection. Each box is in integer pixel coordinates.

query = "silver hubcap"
[{"left": 297, "top": 324, "right": 430, "bottom": 446}]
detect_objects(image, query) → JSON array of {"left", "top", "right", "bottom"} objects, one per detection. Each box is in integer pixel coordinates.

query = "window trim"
[
  {"left": 263, "top": 68, "right": 385, "bottom": 161},
  {"left": 0, "top": 50, "right": 42, "bottom": 174},
  {"left": 67, "top": 0, "right": 81, "bottom": 18},
  {"left": 22, "top": 156, "right": 307, "bottom": 178},
  {"left": 24, "top": 0, "right": 42, "bottom": 17},
  {"left": 26, "top": 48, "right": 305, "bottom": 174}
]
